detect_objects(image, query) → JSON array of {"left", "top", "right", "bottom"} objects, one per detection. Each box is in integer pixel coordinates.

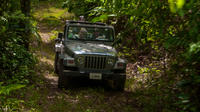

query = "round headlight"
[
  {"left": 107, "top": 58, "right": 115, "bottom": 65},
  {"left": 77, "top": 56, "right": 84, "bottom": 64}
]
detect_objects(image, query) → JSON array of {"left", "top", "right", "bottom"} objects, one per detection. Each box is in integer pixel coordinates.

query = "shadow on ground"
[{"left": 34, "top": 57, "right": 142, "bottom": 111}]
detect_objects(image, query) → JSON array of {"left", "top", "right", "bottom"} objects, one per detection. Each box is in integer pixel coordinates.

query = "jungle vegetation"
[{"left": 0, "top": 0, "right": 199, "bottom": 111}]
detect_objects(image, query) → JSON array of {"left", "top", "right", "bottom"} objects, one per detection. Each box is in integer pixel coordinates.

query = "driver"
[{"left": 68, "top": 29, "right": 73, "bottom": 39}]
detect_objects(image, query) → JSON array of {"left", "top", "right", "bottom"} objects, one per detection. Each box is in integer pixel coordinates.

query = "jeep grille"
[{"left": 84, "top": 56, "right": 107, "bottom": 69}]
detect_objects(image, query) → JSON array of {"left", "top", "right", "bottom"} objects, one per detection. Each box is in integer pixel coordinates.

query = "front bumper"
[{"left": 63, "top": 70, "right": 126, "bottom": 80}]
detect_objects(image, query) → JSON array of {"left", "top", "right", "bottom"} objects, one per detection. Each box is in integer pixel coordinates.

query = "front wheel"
[
  {"left": 112, "top": 76, "right": 126, "bottom": 91},
  {"left": 58, "top": 59, "right": 71, "bottom": 89},
  {"left": 54, "top": 52, "right": 59, "bottom": 74}
]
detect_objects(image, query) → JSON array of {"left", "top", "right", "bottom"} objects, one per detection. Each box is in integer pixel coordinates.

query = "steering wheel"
[{"left": 73, "top": 34, "right": 79, "bottom": 39}]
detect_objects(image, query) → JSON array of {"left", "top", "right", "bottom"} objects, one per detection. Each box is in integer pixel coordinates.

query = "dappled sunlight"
[
  {"left": 33, "top": 1, "right": 75, "bottom": 21},
  {"left": 126, "top": 59, "right": 165, "bottom": 92}
]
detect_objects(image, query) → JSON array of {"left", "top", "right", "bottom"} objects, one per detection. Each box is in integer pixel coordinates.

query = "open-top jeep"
[{"left": 54, "top": 20, "right": 126, "bottom": 90}]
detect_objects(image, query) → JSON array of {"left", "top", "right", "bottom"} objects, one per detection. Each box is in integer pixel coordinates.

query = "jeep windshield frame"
[{"left": 65, "top": 24, "right": 114, "bottom": 42}]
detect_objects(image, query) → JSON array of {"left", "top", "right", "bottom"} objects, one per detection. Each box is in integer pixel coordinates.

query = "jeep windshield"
[{"left": 67, "top": 26, "right": 114, "bottom": 42}]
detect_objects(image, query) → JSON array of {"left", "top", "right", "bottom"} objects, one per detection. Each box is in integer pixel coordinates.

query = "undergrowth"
[{"left": 0, "top": 11, "right": 38, "bottom": 111}]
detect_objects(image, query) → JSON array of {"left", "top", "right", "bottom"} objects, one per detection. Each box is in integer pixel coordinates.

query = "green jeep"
[{"left": 54, "top": 20, "right": 126, "bottom": 90}]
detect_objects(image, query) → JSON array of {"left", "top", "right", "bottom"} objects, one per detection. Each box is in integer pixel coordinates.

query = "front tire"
[
  {"left": 54, "top": 52, "right": 59, "bottom": 74},
  {"left": 58, "top": 59, "right": 71, "bottom": 89},
  {"left": 113, "top": 76, "right": 126, "bottom": 91}
]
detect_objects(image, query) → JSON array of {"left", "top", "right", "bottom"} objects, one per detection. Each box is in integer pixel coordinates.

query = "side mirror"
[{"left": 58, "top": 32, "right": 63, "bottom": 39}]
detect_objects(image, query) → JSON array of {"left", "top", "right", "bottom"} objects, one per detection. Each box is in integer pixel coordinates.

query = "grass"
[
  {"left": 33, "top": 1, "right": 75, "bottom": 28},
  {"left": 34, "top": 7, "right": 73, "bottom": 20},
  {"left": 20, "top": 85, "right": 142, "bottom": 112}
]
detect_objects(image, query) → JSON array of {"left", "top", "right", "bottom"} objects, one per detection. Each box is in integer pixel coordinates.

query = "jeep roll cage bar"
[{"left": 66, "top": 20, "right": 106, "bottom": 26}]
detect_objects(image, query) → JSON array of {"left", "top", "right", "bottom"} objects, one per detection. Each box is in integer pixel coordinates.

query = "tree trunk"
[
  {"left": 20, "top": 0, "right": 31, "bottom": 50},
  {"left": 20, "top": 0, "right": 31, "bottom": 17}
]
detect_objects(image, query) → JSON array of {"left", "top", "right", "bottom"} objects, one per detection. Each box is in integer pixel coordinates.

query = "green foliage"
[
  {"left": 0, "top": 83, "right": 25, "bottom": 95},
  {"left": 168, "top": 0, "right": 185, "bottom": 13},
  {"left": 0, "top": 12, "right": 36, "bottom": 81},
  {"left": 0, "top": 97, "right": 24, "bottom": 112},
  {"left": 62, "top": 0, "right": 102, "bottom": 18},
  {"left": 0, "top": 0, "right": 37, "bottom": 111},
  {"left": 0, "top": 12, "right": 36, "bottom": 111},
  {"left": 41, "top": 16, "right": 62, "bottom": 27},
  {"left": 33, "top": 2, "right": 75, "bottom": 27}
]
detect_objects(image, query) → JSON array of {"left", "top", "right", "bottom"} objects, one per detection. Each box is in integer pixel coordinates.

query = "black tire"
[
  {"left": 54, "top": 52, "right": 59, "bottom": 74},
  {"left": 113, "top": 76, "right": 126, "bottom": 91},
  {"left": 58, "top": 59, "right": 71, "bottom": 89}
]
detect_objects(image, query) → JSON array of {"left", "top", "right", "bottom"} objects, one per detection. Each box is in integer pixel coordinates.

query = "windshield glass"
[{"left": 67, "top": 26, "right": 114, "bottom": 41}]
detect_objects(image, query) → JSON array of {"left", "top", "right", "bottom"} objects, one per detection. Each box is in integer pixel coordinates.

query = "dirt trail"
[{"left": 36, "top": 23, "right": 59, "bottom": 88}]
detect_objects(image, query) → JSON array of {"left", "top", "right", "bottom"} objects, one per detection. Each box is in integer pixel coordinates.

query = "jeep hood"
[{"left": 65, "top": 41, "right": 117, "bottom": 57}]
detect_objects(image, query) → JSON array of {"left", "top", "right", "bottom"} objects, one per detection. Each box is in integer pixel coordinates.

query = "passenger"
[{"left": 78, "top": 27, "right": 87, "bottom": 39}]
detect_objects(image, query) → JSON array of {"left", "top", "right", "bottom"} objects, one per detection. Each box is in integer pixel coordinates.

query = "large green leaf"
[{"left": 0, "top": 84, "right": 25, "bottom": 95}]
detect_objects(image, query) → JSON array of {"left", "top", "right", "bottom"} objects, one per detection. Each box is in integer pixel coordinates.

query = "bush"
[
  {"left": 0, "top": 10, "right": 37, "bottom": 112},
  {"left": 62, "top": 0, "right": 101, "bottom": 19},
  {"left": 0, "top": 12, "right": 36, "bottom": 82}
]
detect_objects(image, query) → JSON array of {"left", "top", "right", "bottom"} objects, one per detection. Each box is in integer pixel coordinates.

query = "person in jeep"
[
  {"left": 54, "top": 20, "right": 127, "bottom": 90},
  {"left": 78, "top": 27, "right": 88, "bottom": 39}
]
